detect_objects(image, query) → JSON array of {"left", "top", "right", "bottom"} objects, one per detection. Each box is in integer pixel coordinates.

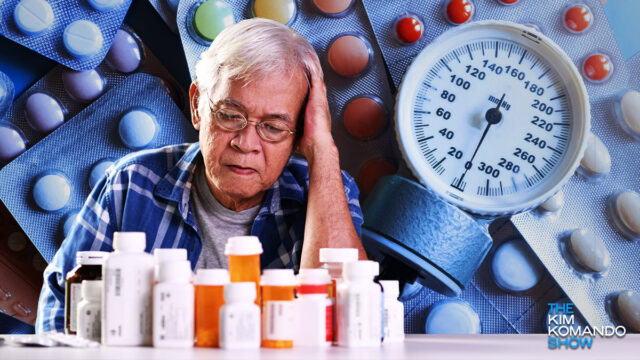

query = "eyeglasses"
[{"left": 211, "top": 107, "right": 296, "bottom": 143}]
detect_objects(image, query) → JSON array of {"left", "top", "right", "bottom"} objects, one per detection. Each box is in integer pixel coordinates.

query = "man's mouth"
[{"left": 226, "top": 165, "right": 257, "bottom": 175}]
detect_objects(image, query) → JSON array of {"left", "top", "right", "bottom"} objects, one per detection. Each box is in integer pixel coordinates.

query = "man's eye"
[{"left": 263, "top": 123, "right": 286, "bottom": 132}]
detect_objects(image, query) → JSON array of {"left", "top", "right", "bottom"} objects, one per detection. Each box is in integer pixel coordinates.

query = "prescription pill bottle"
[
  {"left": 219, "top": 282, "right": 261, "bottom": 349},
  {"left": 153, "top": 260, "right": 194, "bottom": 348},
  {"left": 379, "top": 280, "right": 404, "bottom": 342},
  {"left": 153, "top": 248, "right": 187, "bottom": 281},
  {"left": 260, "top": 269, "right": 296, "bottom": 348},
  {"left": 76, "top": 280, "right": 102, "bottom": 342},
  {"left": 319, "top": 248, "right": 358, "bottom": 343},
  {"left": 225, "top": 236, "right": 263, "bottom": 305},
  {"left": 65, "top": 251, "right": 108, "bottom": 335},
  {"left": 195, "top": 268, "right": 229, "bottom": 347},
  {"left": 294, "top": 268, "right": 332, "bottom": 347}
]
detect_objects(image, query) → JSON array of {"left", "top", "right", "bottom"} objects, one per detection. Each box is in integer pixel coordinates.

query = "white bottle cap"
[
  {"left": 75, "top": 251, "right": 108, "bottom": 266},
  {"left": 158, "top": 260, "right": 192, "bottom": 283},
  {"left": 260, "top": 269, "right": 296, "bottom": 286},
  {"left": 298, "top": 268, "right": 331, "bottom": 285},
  {"left": 153, "top": 248, "right": 187, "bottom": 264},
  {"left": 112, "top": 232, "right": 146, "bottom": 252},
  {"left": 343, "top": 260, "right": 378, "bottom": 281},
  {"left": 224, "top": 282, "right": 256, "bottom": 303},
  {"left": 224, "top": 236, "right": 263, "bottom": 256},
  {"left": 195, "top": 269, "right": 230, "bottom": 285},
  {"left": 81, "top": 280, "right": 102, "bottom": 301},
  {"left": 380, "top": 280, "right": 400, "bottom": 298},
  {"left": 319, "top": 248, "right": 358, "bottom": 263}
]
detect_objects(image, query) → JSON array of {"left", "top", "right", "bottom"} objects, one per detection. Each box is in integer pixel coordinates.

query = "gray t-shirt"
[{"left": 191, "top": 165, "right": 260, "bottom": 269}]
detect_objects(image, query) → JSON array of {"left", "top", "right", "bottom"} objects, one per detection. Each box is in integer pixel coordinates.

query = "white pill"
[
  {"left": 620, "top": 90, "right": 640, "bottom": 136},
  {"left": 13, "top": 0, "right": 55, "bottom": 35},
  {"left": 539, "top": 190, "right": 564, "bottom": 212},
  {"left": 614, "top": 191, "right": 640, "bottom": 239},
  {"left": 616, "top": 290, "right": 640, "bottom": 332},
  {"left": 569, "top": 229, "right": 610, "bottom": 273},
  {"left": 62, "top": 20, "right": 104, "bottom": 58},
  {"left": 579, "top": 133, "right": 610, "bottom": 177}
]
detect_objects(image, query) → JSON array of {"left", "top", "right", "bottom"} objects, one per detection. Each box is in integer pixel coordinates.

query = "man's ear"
[{"left": 189, "top": 82, "right": 201, "bottom": 131}]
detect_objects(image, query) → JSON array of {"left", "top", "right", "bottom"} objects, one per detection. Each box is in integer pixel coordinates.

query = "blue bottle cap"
[
  {"left": 425, "top": 299, "right": 481, "bottom": 334},
  {"left": 491, "top": 239, "right": 544, "bottom": 293},
  {"left": 88, "top": 158, "right": 115, "bottom": 190},
  {"left": 13, "top": 0, "right": 55, "bottom": 36},
  {"left": 63, "top": 20, "right": 104, "bottom": 58},
  {"left": 32, "top": 171, "right": 72, "bottom": 212},
  {"left": 0, "top": 123, "right": 28, "bottom": 162},
  {"left": 118, "top": 108, "right": 158, "bottom": 149}
]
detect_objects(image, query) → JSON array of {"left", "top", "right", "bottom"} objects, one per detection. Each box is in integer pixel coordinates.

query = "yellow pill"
[{"left": 252, "top": 0, "right": 296, "bottom": 25}]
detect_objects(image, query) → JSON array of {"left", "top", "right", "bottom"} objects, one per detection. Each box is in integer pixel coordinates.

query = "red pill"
[
  {"left": 394, "top": 13, "right": 423, "bottom": 44},
  {"left": 445, "top": 0, "right": 474, "bottom": 25},
  {"left": 582, "top": 53, "right": 613, "bottom": 82},
  {"left": 497, "top": 0, "right": 518, "bottom": 5},
  {"left": 563, "top": 4, "right": 593, "bottom": 33},
  {"left": 343, "top": 96, "right": 386, "bottom": 140},
  {"left": 357, "top": 158, "right": 397, "bottom": 196}
]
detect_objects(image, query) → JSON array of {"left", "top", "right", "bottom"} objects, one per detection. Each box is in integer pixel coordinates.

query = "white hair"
[{"left": 194, "top": 18, "right": 318, "bottom": 119}]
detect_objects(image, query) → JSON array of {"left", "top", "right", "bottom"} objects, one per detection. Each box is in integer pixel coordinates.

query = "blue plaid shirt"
[{"left": 36, "top": 142, "right": 363, "bottom": 333}]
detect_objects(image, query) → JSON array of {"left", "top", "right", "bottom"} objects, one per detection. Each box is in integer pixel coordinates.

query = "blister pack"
[
  {"left": 0, "top": 73, "right": 198, "bottom": 263},
  {"left": 148, "top": 0, "right": 179, "bottom": 33},
  {"left": 0, "top": 25, "right": 187, "bottom": 166},
  {"left": 362, "top": 0, "right": 639, "bottom": 331},
  {"left": 0, "top": 0, "right": 134, "bottom": 71},
  {"left": 175, "top": 0, "right": 400, "bottom": 195}
]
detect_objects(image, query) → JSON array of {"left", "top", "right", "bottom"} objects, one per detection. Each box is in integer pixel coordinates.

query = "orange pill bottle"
[
  {"left": 225, "top": 236, "right": 263, "bottom": 305},
  {"left": 260, "top": 269, "right": 297, "bottom": 348},
  {"left": 194, "top": 269, "right": 229, "bottom": 347}
]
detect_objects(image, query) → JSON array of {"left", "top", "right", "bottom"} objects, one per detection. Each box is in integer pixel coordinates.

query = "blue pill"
[
  {"left": 88, "top": 0, "right": 124, "bottom": 12},
  {"left": 0, "top": 71, "right": 15, "bottom": 117},
  {"left": 25, "top": 92, "right": 65, "bottom": 132},
  {"left": 13, "top": 0, "right": 55, "bottom": 36},
  {"left": 89, "top": 158, "right": 115, "bottom": 190},
  {"left": 32, "top": 172, "right": 71, "bottom": 212},
  {"left": 425, "top": 299, "right": 481, "bottom": 334},
  {"left": 0, "top": 123, "right": 27, "bottom": 162},
  {"left": 62, "top": 209, "right": 80, "bottom": 238},
  {"left": 63, "top": 20, "right": 104, "bottom": 58},
  {"left": 491, "top": 239, "right": 544, "bottom": 293},
  {"left": 165, "top": 0, "right": 180, "bottom": 12},
  {"left": 119, "top": 108, "right": 158, "bottom": 150}
]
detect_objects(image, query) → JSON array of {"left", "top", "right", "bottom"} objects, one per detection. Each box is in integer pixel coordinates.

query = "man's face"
[{"left": 191, "top": 70, "right": 308, "bottom": 208}]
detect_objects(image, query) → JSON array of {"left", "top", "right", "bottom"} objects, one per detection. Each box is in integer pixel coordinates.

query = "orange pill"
[
  {"left": 357, "top": 158, "right": 397, "bottom": 196},
  {"left": 313, "top": 0, "right": 354, "bottom": 16},
  {"left": 394, "top": 13, "right": 423, "bottom": 44},
  {"left": 328, "top": 34, "right": 371, "bottom": 77},
  {"left": 563, "top": 4, "right": 592, "bottom": 33},
  {"left": 343, "top": 96, "right": 386, "bottom": 140},
  {"left": 583, "top": 53, "right": 613, "bottom": 82},
  {"left": 445, "top": 0, "right": 474, "bottom": 25}
]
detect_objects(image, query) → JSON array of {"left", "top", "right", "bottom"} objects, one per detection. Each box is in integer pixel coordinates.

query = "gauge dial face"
[{"left": 396, "top": 21, "right": 590, "bottom": 216}]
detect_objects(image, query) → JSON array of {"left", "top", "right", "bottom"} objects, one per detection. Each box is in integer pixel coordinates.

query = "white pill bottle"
[
  {"left": 379, "top": 280, "right": 405, "bottom": 342},
  {"left": 153, "top": 260, "right": 194, "bottom": 348},
  {"left": 76, "top": 280, "right": 102, "bottom": 342},
  {"left": 102, "top": 232, "right": 154, "bottom": 346},
  {"left": 337, "top": 260, "right": 382, "bottom": 347},
  {"left": 219, "top": 282, "right": 261, "bottom": 349}
]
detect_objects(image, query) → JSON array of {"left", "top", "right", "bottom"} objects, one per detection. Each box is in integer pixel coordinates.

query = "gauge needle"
[{"left": 457, "top": 93, "right": 506, "bottom": 185}]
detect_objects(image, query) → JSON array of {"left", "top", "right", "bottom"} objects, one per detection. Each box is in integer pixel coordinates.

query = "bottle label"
[
  {"left": 220, "top": 307, "right": 260, "bottom": 347},
  {"left": 78, "top": 305, "right": 101, "bottom": 342},
  {"left": 263, "top": 301, "right": 294, "bottom": 341},
  {"left": 156, "top": 290, "right": 193, "bottom": 341},
  {"left": 69, "top": 283, "right": 81, "bottom": 332}
]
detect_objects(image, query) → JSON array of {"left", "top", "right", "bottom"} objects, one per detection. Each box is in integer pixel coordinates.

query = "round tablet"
[
  {"left": 610, "top": 191, "right": 640, "bottom": 241},
  {"left": 119, "top": 108, "right": 158, "bottom": 149},
  {"left": 357, "top": 158, "right": 397, "bottom": 196},
  {"left": 444, "top": 0, "right": 474, "bottom": 26},
  {"left": 166, "top": 0, "right": 180, "bottom": 13},
  {"left": 616, "top": 290, "right": 640, "bottom": 332},
  {"left": 568, "top": 229, "right": 610, "bottom": 273},
  {"left": 539, "top": 190, "right": 564, "bottom": 213},
  {"left": 0, "top": 71, "right": 15, "bottom": 117},
  {"left": 88, "top": 158, "right": 115, "bottom": 189},
  {"left": 393, "top": 13, "right": 424, "bottom": 45},
  {"left": 7, "top": 232, "right": 27, "bottom": 252},
  {"left": 32, "top": 172, "right": 71, "bottom": 212},
  {"left": 578, "top": 133, "right": 610, "bottom": 178},
  {"left": 252, "top": 0, "right": 296, "bottom": 25},
  {"left": 24, "top": 92, "right": 65, "bottom": 132},
  {"left": 192, "top": 0, "right": 235, "bottom": 42},
  {"left": 425, "top": 299, "right": 481, "bottom": 334},
  {"left": 62, "top": 209, "right": 80, "bottom": 238},
  {"left": 343, "top": 96, "right": 386, "bottom": 140},
  {"left": 313, "top": 0, "right": 354, "bottom": 17},
  {"left": 616, "top": 90, "right": 640, "bottom": 139},
  {"left": 61, "top": 69, "right": 106, "bottom": 102},
  {"left": 563, "top": 4, "right": 593, "bottom": 34},
  {"left": 491, "top": 239, "right": 544, "bottom": 292},
  {"left": 582, "top": 53, "right": 613, "bottom": 83},
  {"left": 0, "top": 123, "right": 27, "bottom": 162},
  {"left": 105, "top": 29, "right": 142, "bottom": 73},
  {"left": 88, "top": 0, "right": 124, "bottom": 12},
  {"left": 497, "top": 0, "right": 518, "bottom": 5},
  {"left": 327, "top": 34, "right": 372, "bottom": 77},
  {"left": 13, "top": 0, "right": 55, "bottom": 36},
  {"left": 63, "top": 20, "right": 104, "bottom": 58}
]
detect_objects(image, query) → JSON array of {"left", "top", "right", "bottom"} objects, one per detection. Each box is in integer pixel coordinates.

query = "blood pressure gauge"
[{"left": 395, "top": 21, "right": 590, "bottom": 216}]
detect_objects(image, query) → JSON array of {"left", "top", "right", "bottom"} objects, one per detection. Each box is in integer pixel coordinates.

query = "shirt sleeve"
[
  {"left": 35, "top": 173, "right": 118, "bottom": 333},
  {"left": 340, "top": 170, "right": 364, "bottom": 238}
]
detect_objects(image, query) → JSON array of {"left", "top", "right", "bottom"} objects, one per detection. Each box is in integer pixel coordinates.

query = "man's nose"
[{"left": 230, "top": 122, "right": 261, "bottom": 153}]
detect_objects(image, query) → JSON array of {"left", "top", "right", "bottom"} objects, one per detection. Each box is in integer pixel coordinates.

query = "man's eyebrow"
[{"left": 223, "top": 98, "right": 293, "bottom": 124}]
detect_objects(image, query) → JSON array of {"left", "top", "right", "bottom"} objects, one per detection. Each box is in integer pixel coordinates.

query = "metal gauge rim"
[{"left": 395, "top": 20, "right": 590, "bottom": 216}]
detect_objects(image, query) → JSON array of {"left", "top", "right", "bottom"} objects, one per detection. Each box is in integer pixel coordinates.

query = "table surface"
[{"left": 1, "top": 334, "right": 639, "bottom": 359}]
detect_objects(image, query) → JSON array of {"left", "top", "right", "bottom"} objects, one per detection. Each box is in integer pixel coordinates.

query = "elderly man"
[{"left": 36, "top": 18, "right": 366, "bottom": 332}]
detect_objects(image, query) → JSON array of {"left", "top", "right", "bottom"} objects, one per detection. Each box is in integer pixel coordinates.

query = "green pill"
[{"left": 193, "top": 0, "right": 235, "bottom": 42}]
